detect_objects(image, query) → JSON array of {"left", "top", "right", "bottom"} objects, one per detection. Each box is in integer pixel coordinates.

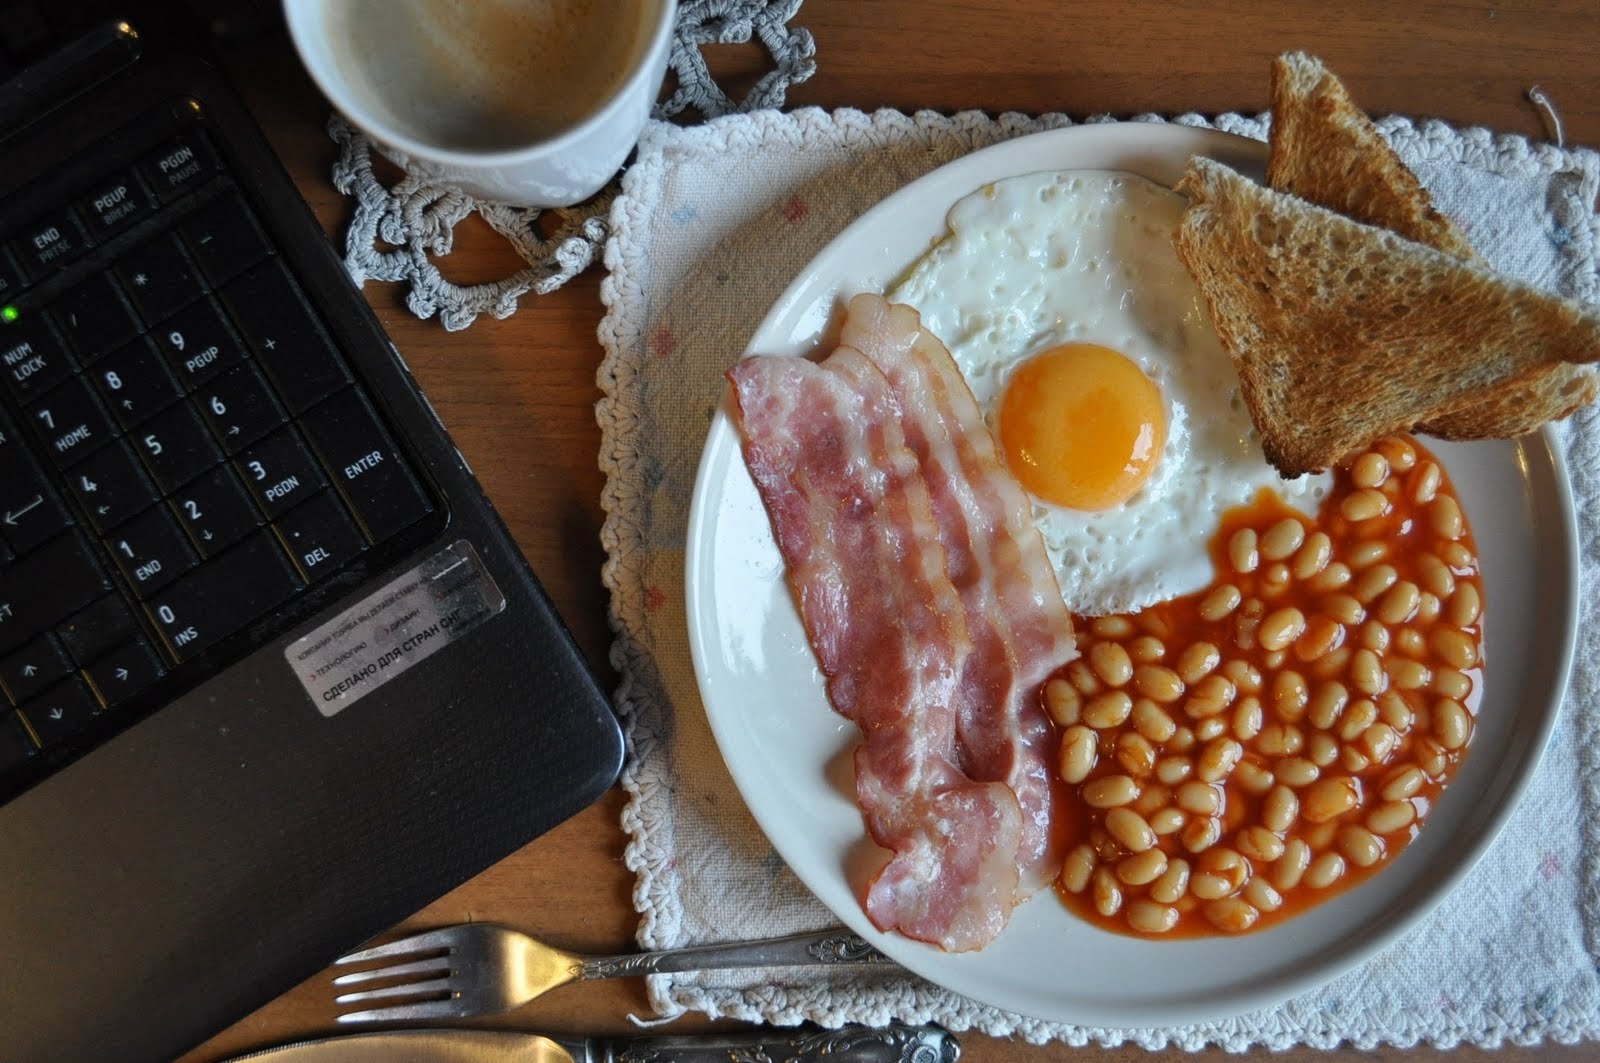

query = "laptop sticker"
[{"left": 285, "top": 539, "right": 506, "bottom": 716}]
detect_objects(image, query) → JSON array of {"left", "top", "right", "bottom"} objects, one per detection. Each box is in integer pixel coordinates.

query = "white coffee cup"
[{"left": 283, "top": 0, "right": 677, "bottom": 206}]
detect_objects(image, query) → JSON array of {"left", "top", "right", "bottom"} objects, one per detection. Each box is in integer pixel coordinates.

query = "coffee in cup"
[{"left": 284, "top": 0, "right": 677, "bottom": 205}]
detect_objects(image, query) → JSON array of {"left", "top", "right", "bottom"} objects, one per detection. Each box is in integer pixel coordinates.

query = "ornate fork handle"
[
  {"left": 575, "top": 928, "right": 893, "bottom": 980},
  {"left": 593, "top": 1023, "right": 958, "bottom": 1063}
]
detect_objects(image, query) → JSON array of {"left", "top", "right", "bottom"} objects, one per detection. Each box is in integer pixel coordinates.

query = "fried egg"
[{"left": 889, "top": 170, "right": 1332, "bottom": 615}]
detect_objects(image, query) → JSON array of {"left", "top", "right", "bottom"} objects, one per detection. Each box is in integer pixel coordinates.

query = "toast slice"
[
  {"left": 1266, "top": 51, "right": 1599, "bottom": 438},
  {"left": 1174, "top": 155, "right": 1600, "bottom": 476},
  {"left": 1267, "top": 52, "right": 1480, "bottom": 261}
]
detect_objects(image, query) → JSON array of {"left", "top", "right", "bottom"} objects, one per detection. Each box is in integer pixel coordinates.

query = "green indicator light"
[{"left": 0, "top": 306, "right": 17, "bottom": 324}]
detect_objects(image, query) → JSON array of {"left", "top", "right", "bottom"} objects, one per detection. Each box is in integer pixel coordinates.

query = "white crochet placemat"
[{"left": 596, "top": 107, "right": 1600, "bottom": 1051}]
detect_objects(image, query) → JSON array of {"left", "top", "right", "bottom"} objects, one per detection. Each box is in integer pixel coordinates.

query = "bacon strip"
[
  {"left": 729, "top": 348, "right": 1025, "bottom": 951},
  {"left": 841, "top": 294, "right": 1076, "bottom": 891}
]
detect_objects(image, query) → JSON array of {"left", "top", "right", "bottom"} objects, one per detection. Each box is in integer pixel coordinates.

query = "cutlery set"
[
  {"left": 233, "top": 1025, "right": 958, "bottom": 1063},
  {"left": 224, "top": 925, "right": 951, "bottom": 1062}
]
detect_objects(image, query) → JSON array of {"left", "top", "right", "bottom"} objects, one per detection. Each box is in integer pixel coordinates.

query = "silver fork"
[{"left": 332, "top": 924, "right": 895, "bottom": 1023}]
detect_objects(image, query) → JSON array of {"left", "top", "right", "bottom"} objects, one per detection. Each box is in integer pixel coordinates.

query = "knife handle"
[{"left": 592, "top": 1023, "right": 957, "bottom": 1063}]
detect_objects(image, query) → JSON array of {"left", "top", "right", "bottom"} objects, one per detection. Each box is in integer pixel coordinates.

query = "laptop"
[{"left": 0, "top": 5, "right": 626, "bottom": 1061}]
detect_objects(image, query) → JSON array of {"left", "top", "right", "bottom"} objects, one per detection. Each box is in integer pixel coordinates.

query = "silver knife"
[{"left": 225, "top": 1024, "right": 958, "bottom": 1063}]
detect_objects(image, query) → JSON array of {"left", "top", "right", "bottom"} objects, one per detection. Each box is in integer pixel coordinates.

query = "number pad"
[
  {"left": 154, "top": 297, "right": 246, "bottom": 388},
  {"left": 168, "top": 466, "right": 261, "bottom": 558},
  {"left": 0, "top": 127, "right": 455, "bottom": 794},
  {"left": 133, "top": 399, "right": 222, "bottom": 493},
  {"left": 90, "top": 338, "right": 181, "bottom": 429}
]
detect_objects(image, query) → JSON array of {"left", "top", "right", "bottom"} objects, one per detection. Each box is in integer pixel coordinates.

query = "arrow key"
[
  {"left": 169, "top": 464, "right": 262, "bottom": 558},
  {"left": 0, "top": 635, "right": 73, "bottom": 705},
  {"left": 196, "top": 363, "right": 285, "bottom": 455},
  {"left": 66, "top": 438, "right": 159, "bottom": 533},
  {"left": 89, "top": 337, "right": 181, "bottom": 429},
  {"left": 19, "top": 676, "right": 100, "bottom": 747},
  {"left": 84, "top": 637, "right": 165, "bottom": 707}
]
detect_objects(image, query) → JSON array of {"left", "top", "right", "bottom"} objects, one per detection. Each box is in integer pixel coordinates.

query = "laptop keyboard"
[{"left": 0, "top": 123, "right": 438, "bottom": 796}]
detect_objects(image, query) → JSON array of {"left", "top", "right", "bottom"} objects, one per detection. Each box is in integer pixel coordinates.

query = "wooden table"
[{"left": 185, "top": 3, "right": 1598, "bottom": 1061}]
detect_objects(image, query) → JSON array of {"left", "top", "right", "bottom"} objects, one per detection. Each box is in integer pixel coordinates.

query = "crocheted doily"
[{"left": 329, "top": 0, "right": 816, "bottom": 330}]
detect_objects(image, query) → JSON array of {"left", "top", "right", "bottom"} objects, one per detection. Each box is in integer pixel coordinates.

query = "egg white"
[{"left": 889, "top": 169, "right": 1332, "bottom": 615}]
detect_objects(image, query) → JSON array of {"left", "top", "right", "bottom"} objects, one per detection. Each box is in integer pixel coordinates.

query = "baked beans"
[{"left": 1048, "top": 435, "right": 1483, "bottom": 937}]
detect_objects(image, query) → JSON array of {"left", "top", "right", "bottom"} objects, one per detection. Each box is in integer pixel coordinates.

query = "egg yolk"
[{"left": 998, "top": 343, "right": 1166, "bottom": 511}]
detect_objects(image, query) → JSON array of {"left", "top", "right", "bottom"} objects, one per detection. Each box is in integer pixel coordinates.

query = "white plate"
[{"left": 683, "top": 123, "right": 1579, "bottom": 1026}]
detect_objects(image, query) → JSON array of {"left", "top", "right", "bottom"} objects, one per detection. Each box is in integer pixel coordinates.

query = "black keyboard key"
[
  {"left": 0, "top": 635, "right": 73, "bottom": 705},
  {"left": 0, "top": 532, "right": 111, "bottom": 653},
  {"left": 0, "top": 486, "right": 71, "bottom": 555},
  {"left": 116, "top": 233, "right": 205, "bottom": 324},
  {"left": 132, "top": 399, "right": 221, "bottom": 492},
  {"left": 50, "top": 273, "right": 143, "bottom": 361},
  {"left": 0, "top": 457, "right": 71, "bottom": 556},
  {"left": 21, "top": 676, "right": 99, "bottom": 747},
  {"left": 10, "top": 206, "right": 90, "bottom": 278},
  {"left": 275, "top": 490, "right": 365, "bottom": 582},
  {"left": 138, "top": 132, "right": 221, "bottom": 204},
  {"left": 236, "top": 426, "right": 325, "bottom": 519},
  {"left": 106, "top": 501, "right": 197, "bottom": 597},
  {"left": 0, "top": 314, "right": 73, "bottom": 400},
  {"left": 90, "top": 337, "right": 181, "bottom": 428},
  {"left": 0, "top": 407, "right": 72, "bottom": 554},
  {"left": 221, "top": 260, "right": 351, "bottom": 413},
  {"left": 0, "top": 248, "right": 24, "bottom": 304},
  {"left": 197, "top": 363, "right": 285, "bottom": 454},
  {"left": 301, "top": 389, "right": 432, "bottom": 543},
  {"left": 66, "top": 438, "right": 158, "bottom": 533},
  {"left": 181, "top": 195, "right": 271, "bottom": 286},
  {"left": 76, "top": 169, "right": 154, "bottom": 239},
  {"left": 83, "top": 637, "right": 165, "bottom": 707},
  {"left": 145, "top": 529, "right": 302, "bottom": 662},
  {"left": 27, "top": 375, "right": 113, "bottom": 467},
  {"left": 56, "top": 594, "right": 140, "bottom": 665},
  {"left": 0, "top": 712, "right": 35, "bottom": 776},
  {"left": 154, "top": 296, "right": 246, "bottom": 387},
  {"left": 170, "top": 465, "right": 261, "bottom": 557}
]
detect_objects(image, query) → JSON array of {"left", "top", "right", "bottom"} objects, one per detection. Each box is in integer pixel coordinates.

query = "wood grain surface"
[{"left": 184, "top": 3, "right": 1596, "bottom": 1060}]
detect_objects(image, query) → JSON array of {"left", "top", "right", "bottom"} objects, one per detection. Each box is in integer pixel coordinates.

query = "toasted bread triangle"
[
  {"left": 1268, "top": 52, "right": 1480, "bottom": 261},
  {"left": 1175, "top": 155, "right": 1600, "bottom": 476},
  {"left": 1266, "top": 51, "right": 1599, "bottom": 438}
]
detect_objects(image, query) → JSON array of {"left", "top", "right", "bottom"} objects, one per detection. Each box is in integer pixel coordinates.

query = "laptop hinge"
[{"left": 0, "top": 19, "right": 142, "bottom": 143}]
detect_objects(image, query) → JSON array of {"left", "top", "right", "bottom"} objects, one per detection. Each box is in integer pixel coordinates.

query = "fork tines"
[{"left": 332, "top": 928, "right": 463, "bottom": 1023}]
